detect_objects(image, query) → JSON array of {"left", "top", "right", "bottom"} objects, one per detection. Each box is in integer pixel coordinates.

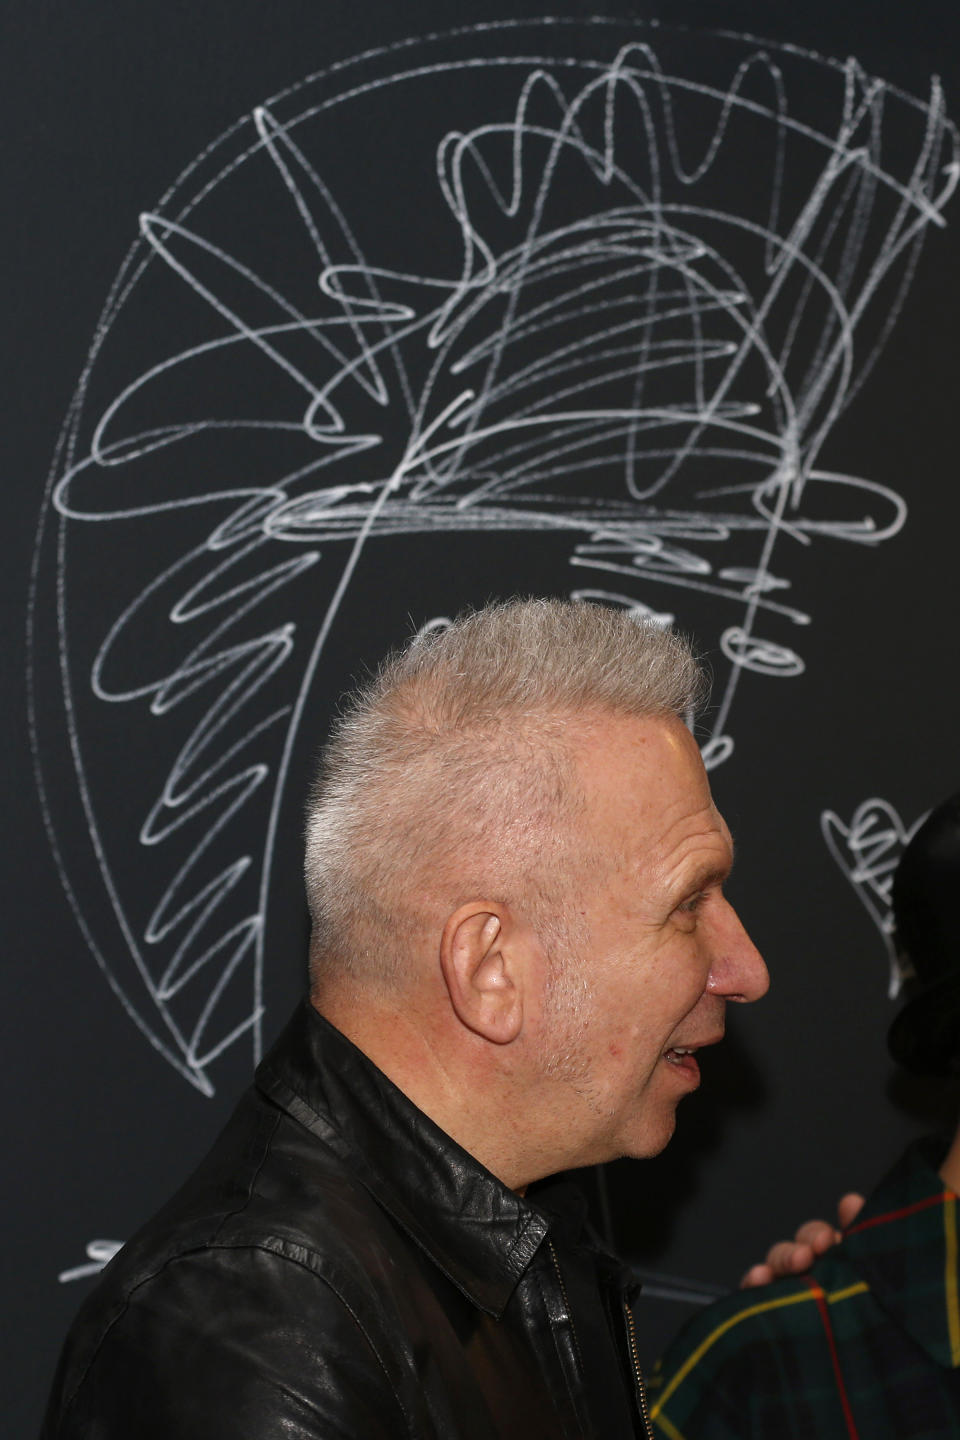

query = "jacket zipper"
[
  {"left": 623, "top": 1297, "right": 654, "bottom": 1440},
  {"left": 549, "top": 1238, "right": 653, "bottom": 1439}
]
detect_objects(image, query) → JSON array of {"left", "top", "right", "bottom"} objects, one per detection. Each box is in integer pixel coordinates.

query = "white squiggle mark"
[
  {"left": 700, "top": 735, "right": 736, "bottom": 771},
  {"left": 28, "top": 22, "right": 957, "bottom": 1088},
  {"left": 821, "top": 798, "right": 927, "bottom": 998},
  {"left": 58, "top": 1239, "right": 124, "bottom": 1284},
  {"left": 569, "top": 588, "right": 675, "bottom": 627},
  {"left": 719, "top": 626, "right": 805, "bottom": 676},
  {"left": 414, "top": 615, "right": 455, "bottom": 640}
]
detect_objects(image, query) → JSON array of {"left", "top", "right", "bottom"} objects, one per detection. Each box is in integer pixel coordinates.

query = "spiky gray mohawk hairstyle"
[{"left": 305, "top": 598, "right": 705, "bottom": 986}]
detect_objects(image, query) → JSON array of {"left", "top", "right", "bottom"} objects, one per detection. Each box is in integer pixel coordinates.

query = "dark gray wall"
[{"left": 6, "top": 2, "right": 959, "bottom": 1431}]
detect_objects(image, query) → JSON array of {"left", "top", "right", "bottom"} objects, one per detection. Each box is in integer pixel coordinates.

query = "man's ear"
[{"left": 439, "top": 903, "right": 523, "bottom": 1044}]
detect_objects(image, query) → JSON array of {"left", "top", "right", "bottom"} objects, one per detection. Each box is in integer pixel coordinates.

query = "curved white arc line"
[
  {"left": 252, "top": 477, "right": 403, "bottom": 1055},
  {"left": 251, "top": 388, "right": 474, "bottom": 1045}
]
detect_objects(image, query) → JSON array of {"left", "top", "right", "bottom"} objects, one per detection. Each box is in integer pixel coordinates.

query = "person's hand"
[{"left": 739, "top": 1192, "right": 866, "bottom": 1289}]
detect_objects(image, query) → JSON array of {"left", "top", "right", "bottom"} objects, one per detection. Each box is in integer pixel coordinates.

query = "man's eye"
[{"left": 676, "top": 892, "right": 707, "bottom": 915}]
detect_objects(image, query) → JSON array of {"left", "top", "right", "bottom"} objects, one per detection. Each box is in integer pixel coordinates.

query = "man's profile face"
[{"left": 535, "top": 712, "right": 768, "bottom": 1168}]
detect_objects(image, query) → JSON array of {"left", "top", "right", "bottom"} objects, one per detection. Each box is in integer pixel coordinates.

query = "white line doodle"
[
  {"left": 821, "top": 798, "right": 927, "bottom": 997},
  {"left": 57, "top": 1239, "right": 124, "bottom": 1285},
  {"left": 28, "top": 20, "right": 957, "bottom": 1088}
]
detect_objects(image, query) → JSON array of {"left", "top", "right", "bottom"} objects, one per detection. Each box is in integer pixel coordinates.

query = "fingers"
[
  {"left": 740, "top": 1263, "right": 774, "bottom": 1289},
  {"left": 767, "top": 1239, "right": 818, "bottom": 1275},
  {"left": 836, "top": 1192, "right": 866, "bottom": 1230},
  {"left": 738, "top": 1191, "right": 866, "bottom": 1292},
  {"left": 739, "top": 1240, "right": 816, "bottom": 1289},
  {"left": 792, "top": 1220, "right": 842, "bottom": 1256},
  {"left": 759, "top": 1215, "right": 844, "bottom": 1279}
]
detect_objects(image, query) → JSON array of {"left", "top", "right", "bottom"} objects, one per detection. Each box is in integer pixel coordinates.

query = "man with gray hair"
[{"left": 43, "top": 598, "right": 768, "bottom": 1440}]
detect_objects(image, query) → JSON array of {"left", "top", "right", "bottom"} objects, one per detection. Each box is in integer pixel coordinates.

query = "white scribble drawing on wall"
[
  {"left": 821, "top": 799, "right": 927, "bottom": 997},
  {"left": 28, "top": 20, "right": 957, "bottom": 1090}
]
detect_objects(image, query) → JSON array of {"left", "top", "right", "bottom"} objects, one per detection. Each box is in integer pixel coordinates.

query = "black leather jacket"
[{"left": 43, "top": 1001, "right": 652, "bottom": 1438}]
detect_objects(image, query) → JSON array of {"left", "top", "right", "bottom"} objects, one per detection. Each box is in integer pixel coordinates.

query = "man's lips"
[
  {"left": 663, "top": 1033, "right": 724, "bottom": 1081},
  {"left": 665, "top": 1033, "right": 724, "bottom": 1058}
]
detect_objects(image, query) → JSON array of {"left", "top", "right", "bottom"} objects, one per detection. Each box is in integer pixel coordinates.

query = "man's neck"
[{"left": 311, "top": 990, "right": 526, "bottom": 1188}]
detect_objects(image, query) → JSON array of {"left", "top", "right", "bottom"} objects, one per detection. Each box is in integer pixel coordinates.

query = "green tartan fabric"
[{"left": 647, "top": 1141, "right": 960, "bottom": 1439}]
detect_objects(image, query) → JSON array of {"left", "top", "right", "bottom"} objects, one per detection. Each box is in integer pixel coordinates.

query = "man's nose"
[{"left": 705, "top": 899, "right": 769, "bottom": 1003}]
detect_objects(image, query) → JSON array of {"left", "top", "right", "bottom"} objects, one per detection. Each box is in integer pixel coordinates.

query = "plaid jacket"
[{"left": 647, "top": 1141, "right": 960, "bottom": 1438}]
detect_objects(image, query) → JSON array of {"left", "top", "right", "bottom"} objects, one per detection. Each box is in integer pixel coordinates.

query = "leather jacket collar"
[{"left": 256, "top": 1000, "right": 552, "bottom": 1318}]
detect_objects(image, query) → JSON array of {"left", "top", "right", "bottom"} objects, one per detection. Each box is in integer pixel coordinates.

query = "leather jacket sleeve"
[{"left": 44, "top": 1245, "right": 412, "bottom": 1439}]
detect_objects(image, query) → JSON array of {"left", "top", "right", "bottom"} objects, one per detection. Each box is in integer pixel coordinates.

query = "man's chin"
[
  {"left": 635, "top": 1122, "right": 677, "bottom": 1160},
  {"left": 606, "top": 1109, "right": 679, "bottom": 1164}
]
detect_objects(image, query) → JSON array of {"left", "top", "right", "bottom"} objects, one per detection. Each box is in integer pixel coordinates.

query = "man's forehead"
[
  {"left": 572, "top": 710, "right": 707, "bottom": 798},
  {"left": 573, "top": 707, "right": 692, "bottom": 757},
  {"left": 653, "top": 797, "right": 733, "bottom": 870},
  {"left": 570, "top": 711, "right": 725, "bottom": 859}
]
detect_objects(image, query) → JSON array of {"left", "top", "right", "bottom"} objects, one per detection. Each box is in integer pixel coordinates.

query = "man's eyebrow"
[
  {"left": 689, "top": 863, "right": 731, "bottom": 891},
  {"left": 683, "top": 847, "right": 735, "bottom": 894}
]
